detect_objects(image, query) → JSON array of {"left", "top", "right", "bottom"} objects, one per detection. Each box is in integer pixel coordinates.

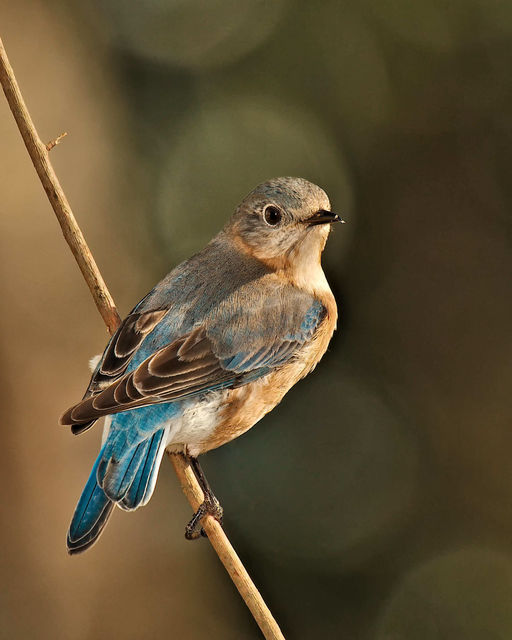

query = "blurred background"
[{"left": 1, "top": 0, "right": 512, "bottom": 637}]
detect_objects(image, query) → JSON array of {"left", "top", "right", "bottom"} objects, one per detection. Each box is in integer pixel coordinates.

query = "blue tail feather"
[
  {"left": 121, "top": 429, "right": 167, "bottom": 510},
  {"left": 101, "top": 441, "right": 146, "bottom": 501},
  {"left": 68, "top": 427, "right": 168, "bottom": 553},
  {"left": 67, "top": 452, "right": 113, "bottom": 555}
]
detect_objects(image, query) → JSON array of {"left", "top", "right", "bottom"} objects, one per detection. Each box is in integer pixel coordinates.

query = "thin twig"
[
  {"left": 46, "top": 130, "right": 68, "bottom": 151},
  {"left": 0, "top": 36, "right": 285, "bottom": 640},
  {"left": 0, "top": 38, "right": 120, "bottom": 335}
]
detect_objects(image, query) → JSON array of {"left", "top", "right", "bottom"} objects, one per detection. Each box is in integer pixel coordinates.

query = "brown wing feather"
[
  {"left": 60, "top": 327, "right": 233, "bottom": 426},
  {"left": 85, "top": 309, "right": 168, "bottom": 396}
]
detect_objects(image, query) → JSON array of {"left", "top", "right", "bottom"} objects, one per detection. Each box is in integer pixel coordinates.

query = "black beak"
[{"left": 306, "top": 210, "right": 345, "bottom": 226}]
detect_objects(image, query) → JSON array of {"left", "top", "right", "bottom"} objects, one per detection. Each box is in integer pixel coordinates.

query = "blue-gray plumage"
[{"left": 62, "top": 177, "right": 342, "bottom": 553}]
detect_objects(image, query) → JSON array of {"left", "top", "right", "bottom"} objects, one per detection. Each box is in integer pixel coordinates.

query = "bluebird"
[{"left": 61, "top": 177, "right": 342, "bottom": 553}]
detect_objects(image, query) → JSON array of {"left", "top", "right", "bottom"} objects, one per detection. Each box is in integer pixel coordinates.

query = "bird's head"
[{"left": 226, "top": 177, "right": 343, "bottom": 278}]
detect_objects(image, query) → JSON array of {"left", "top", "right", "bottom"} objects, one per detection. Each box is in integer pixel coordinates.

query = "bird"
[{"left": 61, "top": 176, "right": 343, "bottom": 554}]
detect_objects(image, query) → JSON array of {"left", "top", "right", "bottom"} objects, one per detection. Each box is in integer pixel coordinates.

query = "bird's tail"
[
  {"left": 67, "top": 428, "right": 168, "bottom": 554},
  {"left": 67, "top": 449, "right": 114, "bottom": 554}
]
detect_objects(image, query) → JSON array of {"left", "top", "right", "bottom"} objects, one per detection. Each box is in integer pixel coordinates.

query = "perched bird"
[{"left": 61, "top": 176, "right": 342, "bottom": 553}]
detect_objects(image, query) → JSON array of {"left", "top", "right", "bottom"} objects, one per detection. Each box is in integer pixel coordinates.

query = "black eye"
[{"left": 263, "top": 205, "right": 282, "bottom": 226}]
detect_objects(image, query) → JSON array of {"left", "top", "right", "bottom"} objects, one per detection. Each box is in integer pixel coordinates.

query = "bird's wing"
[
  {"left": 83, "top": 237, "right": 269, "bottom": 397},
  {"left": 61, "top": 294, "right": 326, "bottom": 427},
  {"left": 84, "top": 305, "right": 169, "bottom": 396}
]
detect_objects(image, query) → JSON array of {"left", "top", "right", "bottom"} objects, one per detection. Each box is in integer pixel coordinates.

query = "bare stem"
[
  {"left": 170, "top": 454, "right": 285, "bottom": 639},
  {"left": 0, "top": 38, "right": 120, "bottom": 335},
  {"left": 0, "top": 36, "right": 284, "bottom": 640}
]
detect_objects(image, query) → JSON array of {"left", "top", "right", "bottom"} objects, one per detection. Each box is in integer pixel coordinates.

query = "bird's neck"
[
  {"left": 286, "top": 253, "right": 331, "bottom": 296},
  {"left": 231, "top": 232, "right": 332, "bottom": 298},
  {"left": 283, "top": 243, "right": 332, "bottom": 300}
]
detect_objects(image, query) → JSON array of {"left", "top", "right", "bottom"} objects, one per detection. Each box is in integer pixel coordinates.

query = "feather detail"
[
  {"left": 67, "top": 450, "right": 114, "bottom": 554},
  {"left": 88, "top": 354, "right": 101, "bottom": 372},
  {"left": 120, "top": 428, "right": 168, "bottom": 510}
]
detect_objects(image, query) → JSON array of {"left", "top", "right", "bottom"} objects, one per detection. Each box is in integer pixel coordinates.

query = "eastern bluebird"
[{"left": 61, "top": 177, "right": 342, "bottom": 553}]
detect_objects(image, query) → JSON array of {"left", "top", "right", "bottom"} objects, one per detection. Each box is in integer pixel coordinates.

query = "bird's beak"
[{"left": 305, "top": 210, "right": 345, "bottom": 226}]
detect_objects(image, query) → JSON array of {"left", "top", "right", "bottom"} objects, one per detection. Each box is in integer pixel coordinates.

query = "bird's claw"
[{"left": 185, "top": 493, "right": 223, "bottom": 540}]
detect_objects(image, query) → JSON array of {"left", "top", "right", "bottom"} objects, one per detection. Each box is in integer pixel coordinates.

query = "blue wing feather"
[{"left": 220, "top": 299, "right": 325, "bottom": 373}]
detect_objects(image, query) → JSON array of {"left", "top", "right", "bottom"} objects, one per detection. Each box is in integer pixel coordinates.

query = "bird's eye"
[{"left": 263, "top": 205, "right": 282, "bottom": 226}]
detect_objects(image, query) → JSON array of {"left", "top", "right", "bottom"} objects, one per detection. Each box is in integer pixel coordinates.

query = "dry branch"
[
  {"left": 0, "top": 36, "right": 284, "bottom": 640},
  {"left": 170, "top": 454, "right": 285, "bottom": 640},
  {"left": 0, "top": 39, "right": 120, "bottom": 335}
]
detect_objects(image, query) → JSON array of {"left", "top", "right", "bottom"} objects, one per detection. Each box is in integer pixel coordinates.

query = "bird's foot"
[{"left": 185, "top": 492, "right": 223, "bottom": 540}]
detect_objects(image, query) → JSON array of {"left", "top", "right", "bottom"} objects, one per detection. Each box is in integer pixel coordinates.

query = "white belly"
[{"left": 165, "top": 393, "right": 224, "bottom": 454}]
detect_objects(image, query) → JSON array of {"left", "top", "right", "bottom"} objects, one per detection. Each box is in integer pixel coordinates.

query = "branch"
[
  {"left": 170, "top": 454, "right": 285, "bottom": 640},
  {"left": 0, "top": 36, "right": 284, "bottom": 640},
  {"left": 0, "top": 38, "right": 120, "bottom": 335}
]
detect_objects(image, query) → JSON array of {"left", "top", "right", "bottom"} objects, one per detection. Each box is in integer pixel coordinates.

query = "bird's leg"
[{"left": 184, "top": 454, "right": 223, "bottom": 540}]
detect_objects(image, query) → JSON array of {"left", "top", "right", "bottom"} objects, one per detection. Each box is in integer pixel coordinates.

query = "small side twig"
[
  {"left": 46, "top": 130, "right": 67, "bottom": 151},
  {"left": 0, "top": 36, "right": 284, "bottom": 640}
]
